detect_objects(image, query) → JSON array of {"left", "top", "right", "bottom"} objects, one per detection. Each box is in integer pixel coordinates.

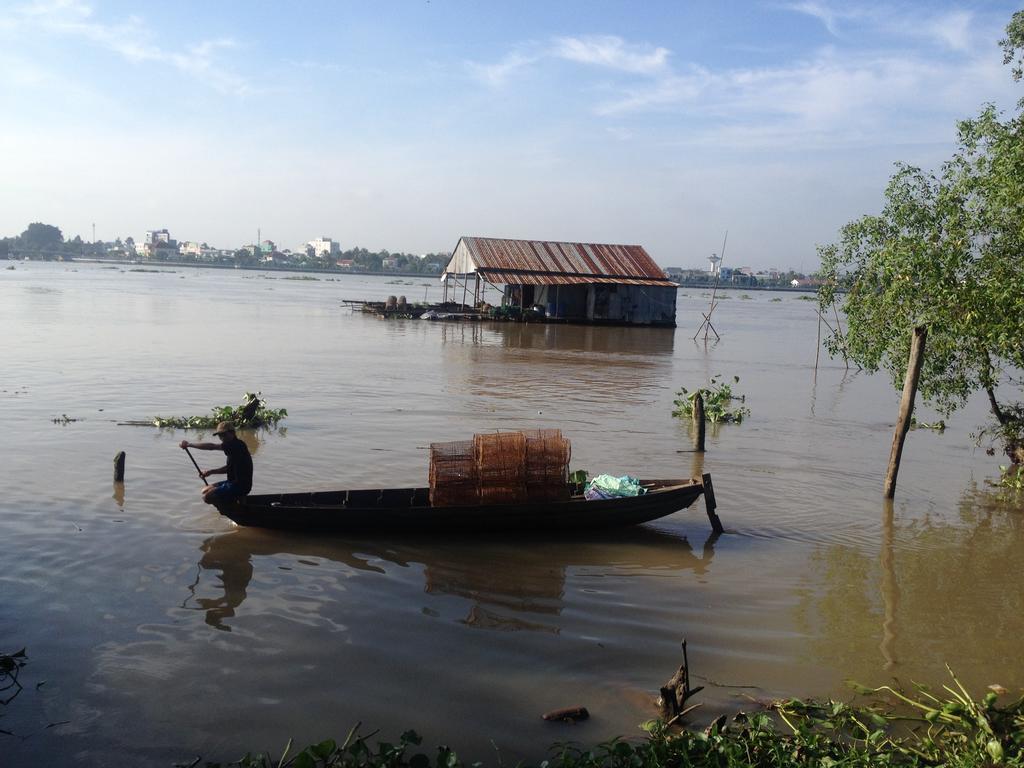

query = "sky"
[{"left": 1, "top": 0, "right": 1021, "bottom": 270}]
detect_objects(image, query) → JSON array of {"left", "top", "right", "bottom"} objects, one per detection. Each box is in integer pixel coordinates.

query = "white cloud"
[
  {"left": 552, "top": 35, "right": 670, "bottom": 75},
  {"left": 779, "top": 2, "right": 978, "bottom": 52},
  {"left": 4, "top": 0, "right": 253, "bottom": 95},
  {"left": 466, "top": 50, "right": 540, "bottom": 86},
  {"left": 924, "top": 10, "right": 973, "bottom": 51},
  {"left": 467, "top": 34, "right": 669, "bottom": 86},
  {"left": 283, "top": 58, "right": 342, "bottom": 73},
  {"left": 781, "top": 1, "right": 846, "bottom": 35},
  {"left": 466, "top": 5, "right": 1013, "bottom": 152}
]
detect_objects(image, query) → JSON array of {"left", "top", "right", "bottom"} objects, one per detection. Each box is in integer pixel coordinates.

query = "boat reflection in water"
[{"left": 189, "top": 527, "right": 718, "bottom": 633}]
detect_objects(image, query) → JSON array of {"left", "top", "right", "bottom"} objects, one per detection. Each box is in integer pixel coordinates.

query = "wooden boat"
[{"left": 213, "top": 475, "right": 720, "bottom": 534}]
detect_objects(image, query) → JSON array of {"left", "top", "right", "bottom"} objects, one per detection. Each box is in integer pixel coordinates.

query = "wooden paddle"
[{"left": 183, "top": 447, "right": 207, "bottom": 485}]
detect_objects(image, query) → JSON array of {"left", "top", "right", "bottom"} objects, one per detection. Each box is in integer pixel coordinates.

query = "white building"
[
  {"left": 308, "top": 237, "right": 339, "bottom": 257},
  {"left": 180, "top": 241, "right": 203, "bottom": 257}
]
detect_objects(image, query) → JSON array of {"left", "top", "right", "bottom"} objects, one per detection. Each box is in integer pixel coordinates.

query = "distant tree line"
[{"left": 1, "top": 222, "right": 450, "bottom": 274}]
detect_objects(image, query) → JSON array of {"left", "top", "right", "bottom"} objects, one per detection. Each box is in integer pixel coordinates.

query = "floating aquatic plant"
[
  {"left": 673, "top": 376, "right": 750, "bottom": 424},
  {"left": 150, "top": 392, "right": 287, "bottom": 430}
]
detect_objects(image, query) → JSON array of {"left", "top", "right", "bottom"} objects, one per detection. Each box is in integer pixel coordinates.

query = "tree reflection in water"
[{"left": 795, "top": 485, "right": 1024, "bottom": 692}]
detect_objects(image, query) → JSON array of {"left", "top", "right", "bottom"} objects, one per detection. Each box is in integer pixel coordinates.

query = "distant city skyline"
[{"left": 1, "top": 1, "right": 1020, "bottom": 270}]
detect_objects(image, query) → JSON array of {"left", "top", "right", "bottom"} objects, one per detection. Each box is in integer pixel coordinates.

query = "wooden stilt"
[
  {"left": 702, "top": 473, "right": 722, "bottom": 533},
  {"left": 814, "top": 307, "right": 822, "bottom": 379},
  {"left": 884, "top": 326, "right": 927, "bottom": 499},
  {"left": 693, "top": 392, "right": 706, "bottom": 452}
]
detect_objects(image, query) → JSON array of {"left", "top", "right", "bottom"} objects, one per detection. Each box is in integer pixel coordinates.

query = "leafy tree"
[
  {"left": 233, "top": 248, "right": 258, "bottom": 267},
  {"left": 19, "top": 222, "right": 63, "bottom": 249},
  {"left": 1002, "top": 9, "right": 1024, "bottom": 84},
  {"left": 818, "top": 11, "right": 1024, "bottom": 465}
]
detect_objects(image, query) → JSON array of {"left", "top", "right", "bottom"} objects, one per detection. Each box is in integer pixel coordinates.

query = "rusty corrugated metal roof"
[
  {"left": 480, "top": 269, "right": 673, "bottom": 287},
  {"left": 457, "top": 237, "right": 672, "bottom": 284}
]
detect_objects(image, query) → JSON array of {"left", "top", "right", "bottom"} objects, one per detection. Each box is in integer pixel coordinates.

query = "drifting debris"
[{"left": 542, "top": 706, "right": 590, "bottom": 723}]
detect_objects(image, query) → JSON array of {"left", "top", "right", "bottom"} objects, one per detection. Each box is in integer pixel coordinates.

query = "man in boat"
[{"left": 180, "top": 421, "right": 253, "bottom": 504}]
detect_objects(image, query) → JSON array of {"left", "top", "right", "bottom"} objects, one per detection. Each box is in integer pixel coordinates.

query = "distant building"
[
  {"left": 140, "top": 229, "right": 178, "bottom": 259},
  {"left": 180, "top": 241, "right": 203, "bottom": 258},
  {"left": 144, "top": 229, "right": 172, "bottom": 245},
  {"left": 381, "top": 257, "right": 399, "bottom": 270},
  {"left": 336, "top": 259, "right": 354, "bottom": 269},
  {"left": 309, "top": 237, "right": 339, "bottom": 257},
  {"left": 731, "top": 267, "right": 756, "bottom": 285},
  {"left": 666, "top": 267, "right": 710, "bottom": 283},
  {"left": 442, "top": 236, "right": 678, "bottom": 327},
  {"left": 260, "top": 240, "right": 276, "bottom": 254}
]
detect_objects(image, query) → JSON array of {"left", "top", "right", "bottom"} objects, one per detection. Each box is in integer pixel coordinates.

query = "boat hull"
[{"left": 213, "top": 478, "right": 707, "bottom": 534}]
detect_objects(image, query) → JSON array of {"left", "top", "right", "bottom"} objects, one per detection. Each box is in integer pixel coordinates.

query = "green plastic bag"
[{"left": 584, "top": 474, "right": 646, "bottom": 500}]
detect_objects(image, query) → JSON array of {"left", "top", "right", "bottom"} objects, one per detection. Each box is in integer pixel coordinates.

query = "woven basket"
[{"left": 429, "top": 440, "right": 479, "bottom": 507}]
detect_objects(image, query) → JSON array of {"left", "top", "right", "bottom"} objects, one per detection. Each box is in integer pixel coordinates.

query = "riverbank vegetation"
[
  {"left": 192, "top": 670, "right": 1023, "bottom": 768},
  {"left": 673, "top": 376, "right": 749, "bottom": 424},
  {"left": 818, "top": 10, "right": 1024, "bottom": 472}
]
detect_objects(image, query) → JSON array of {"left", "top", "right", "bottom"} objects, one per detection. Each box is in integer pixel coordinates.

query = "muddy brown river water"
[{"left": 2, "top": 261, "right": 1022, "bottom": 766}]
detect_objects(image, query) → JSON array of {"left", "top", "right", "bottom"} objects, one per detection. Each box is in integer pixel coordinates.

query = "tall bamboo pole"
[{"left": 884, "top": 326, "right": 927, "bottom": 499}]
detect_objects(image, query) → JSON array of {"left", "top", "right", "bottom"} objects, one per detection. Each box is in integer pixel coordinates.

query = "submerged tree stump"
[
  {"left": 658, "top": 639, "right": 704, "bottom": 723},
  {"left": 113, "top": 451, "right": 126, "bottom": 482}
]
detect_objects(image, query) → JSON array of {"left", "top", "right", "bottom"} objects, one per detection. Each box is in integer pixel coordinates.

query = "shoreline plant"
[
  {"left": 673, "top": 376, "right": 749, "bottom": 424},
  {"left": 187, "top": 669, "right": 1022, "bottom": 767}
]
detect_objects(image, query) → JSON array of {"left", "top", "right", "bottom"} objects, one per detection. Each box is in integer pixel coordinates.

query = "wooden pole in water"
[
  {"left": 702, "top": 473, "right": 723, "bottom": 534},
  {"left": 814, "top": 307, "right": 822, "bottom": 378},
  {"left": 884, "top": 326, "right": 927, "bottom": 499},
  {"left": 113, "top": 451, "right": 126, "bottom": 482},
  {"left": 693, "top": 391, "right": 706, "bottom": 452}
]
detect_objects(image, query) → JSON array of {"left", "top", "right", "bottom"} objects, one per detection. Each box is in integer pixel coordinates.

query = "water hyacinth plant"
[
  {"left": 673, "top": 376, "right": 750, "bottom": 424},
  {"left": 151, "top": 392, "right": 287, "bottom": 430}
]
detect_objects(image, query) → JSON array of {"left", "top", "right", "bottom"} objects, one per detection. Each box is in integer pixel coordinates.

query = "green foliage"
[
  {"left": 673, "top": 376, "right": 750, "bottom": 424},
  {"left": 997, "top": 464, "right": 1024, "bottom": 490},
  {"left": 818, "top": 12, "right": 1024, "bottom": 460},
  {"left": 199, "top": 727, "right": 451, "bottom": 768},
  {"left": 1001, "top": 9, "right": 1024, "bottom": 83},
  {"left": 152, "top": 392, "right": 287, "bottom": 430},
  {"left": 19, "top": 222, "right": 63, "bottom": 248},
  {"left": 197, "top": 670, "right": 1024, "bottom": 767}
]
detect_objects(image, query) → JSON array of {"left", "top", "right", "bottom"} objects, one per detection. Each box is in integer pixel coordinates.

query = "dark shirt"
[{"left": 222, "top": 437, "right": 253, "bottom": 494}]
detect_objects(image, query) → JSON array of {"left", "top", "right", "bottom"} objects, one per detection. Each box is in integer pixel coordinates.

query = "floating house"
[{"left": 441, "top": 236, "right": 678, "bottom": 327}]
